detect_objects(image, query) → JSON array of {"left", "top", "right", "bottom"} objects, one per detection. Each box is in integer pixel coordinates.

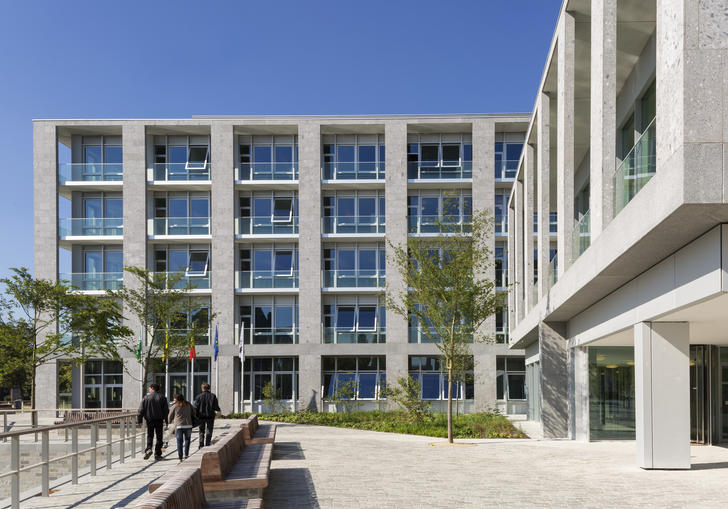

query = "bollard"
[
  {"left": 131, "top": 419, "right": 137, "bottom": 459},
  {"left": 119, "top": 418, "right": 125, "bottom": 464},
  {"left": 106, "top": 421, "right": 112, "bottom": 470},
  {"left": 41, "top": 430, "right": 49, "bottom": 496},
  {"left": 71, "top": 427, "right": 78, "bottom": 484},
  {"left": 90, "top": 423, "right": 98, "bottom": 476}
]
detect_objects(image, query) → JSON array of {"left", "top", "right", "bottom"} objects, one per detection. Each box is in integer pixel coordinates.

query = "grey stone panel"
[{"left": 539, "top": 321, "right": 568, "bottom": 438}]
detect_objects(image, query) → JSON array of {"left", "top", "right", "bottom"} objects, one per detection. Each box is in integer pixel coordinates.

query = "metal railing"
[
  {"left": 322, "top": 215, "right": 385, "bottom": 235},
  {"left": 407, "top": 161, "right": 472, "bottom": 179},
  {"left": 237, "top": 270, "right": 299, "bottom": 289},
  {"left": 613, "top": 118, "right": 656, "bottom": 217},
  {"left": 237, "top": 162, "right": 298, "bottom": 181},
  {"left": 149, "top": 217, "right": 211, "bottom": 236},
  {"left": 236, "top": 325, "right": 298, "bottom": 345},
  {"left": 408, "top": 215, "right": 472, "bottom": 234},
  {"left": 153, "top": 271, "right": 211, "bottom": 290},
  {"left": 152, "top": 162, "right": 211, "bottom": 181},
  {"left": 572, "top": 210, "right": 591, "bottom": 261},
  {"left": 322, "top": 270, "right": 385, "bottom": 289},
  {"left": 322, "top": 327, "right": 386, "bottom": 344},
  {"left": 58, "top": 218, "right": 123, "bottom": 237},
  {"left": 0, "top": 410, "right": 143, "bottom": 509},
  {"left": 322, "top": 162, "right": 385, "bottom": 180},
  {"left": 58, "top": 272, "right": 123, "bottom": 291},
  {"left": 236, "top": 216, "right": 299, "bottom": 235},
  {"left": 58, "top": 163, "right": 123, "bottom": 184}
]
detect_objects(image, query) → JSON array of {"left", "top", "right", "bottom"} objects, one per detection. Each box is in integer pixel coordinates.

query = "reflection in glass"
[{"left": 589, "top": 347, "right": 635, "bottom": 440}]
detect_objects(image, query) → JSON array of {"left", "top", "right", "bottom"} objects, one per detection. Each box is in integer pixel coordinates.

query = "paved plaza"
[{"left": 13, "top": 421, "right": 728, "bottom": 508}]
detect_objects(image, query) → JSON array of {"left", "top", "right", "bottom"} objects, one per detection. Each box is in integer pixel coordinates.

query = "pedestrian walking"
[
  {"left": 168, "top": 393, "right": 195, "bottom": 461},
  {"left": 193, "top": 383, "right": 221, "bottom": 448},
  {"left": 137, "top": 383, "right": 169, "bottom": 460}
]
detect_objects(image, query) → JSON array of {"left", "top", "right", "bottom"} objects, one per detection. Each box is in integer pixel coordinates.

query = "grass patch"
[{"left": 225, "top": 410, "right": 527, "bottom": 439}]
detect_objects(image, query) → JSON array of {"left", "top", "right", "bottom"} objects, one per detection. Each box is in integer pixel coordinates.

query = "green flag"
[{"left": 136, "top": 331, "right": 143, "bottom": 362}]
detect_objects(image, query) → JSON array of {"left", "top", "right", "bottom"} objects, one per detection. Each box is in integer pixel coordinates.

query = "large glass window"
[
  {"left": 496, "top": 357, "right": 525, "bottom": 401},
  {"left": 239, "top": 192, "right": 298, "bottom": 235},
  {"left": 242, "top": 357, "right": 298, "bottom": 401},
  {"left": 151, "top": 358, "right": 211, "bottom": 401},
  {"left": 494, "top": 133, "right": 524, "bottom": 179},
  {"left": 322, "top": 134, "right": 385, "bottom": 180},
  {"left": 494, "top": 189, "right": 509, "bottom": 234},
  {"left": 83, "top": 360, "right": 123, "bottom": 409},
  {"left": 408, "top": 190, "right": 472, "bottom": 234},
  {"left": 239, "top": 296, "right": 298, "bottom": 344},
  {"left": 322, "top": 191, "right": 385, "bottom": 234},
  {"left": 407, "top": 134, "right": 472, "bottom": 179},
  {"left": 408, "top": 356, "right": 474, "bottom": 400},
  {"left": 322, "top": 244, "right": 385, "bottom": 288},
  {"left": 323, "top": 356, "right": 386, "bottom": 400},
  {"left": 588, "top": 347, "right": 635, "bottom": 440},
  {"left": 238, "top": 135, "right": 298, "bottom": 181},
  {"left": 322, "top": 296, "right": 386, "bottom": 344},
  {"left": 154, "top": 135, "right": 210, "bottom": 180}
]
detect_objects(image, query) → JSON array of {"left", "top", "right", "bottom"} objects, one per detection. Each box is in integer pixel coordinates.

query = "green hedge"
[{"left": 225, "top": 410, "right": 527, "bottom": 439}]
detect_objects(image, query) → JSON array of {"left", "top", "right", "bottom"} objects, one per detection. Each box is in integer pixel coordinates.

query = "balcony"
[
  {"left": 322, "top": 162, "right": 385, "bottom": 181},
  {"left": 59, "top": 218, "right": 123, "bottom": 237},
  {"left": 150, "top": 217, "right": 211, "bottom": 236},
  {"left": 572, "top": 210, "right": 591, "bottom": 260},
  {"left": 408, "top": 215, "right": 472, "bottom": 234},
  {"left": 494, "top": 159, "right": 519, "bottom": 180},
  {"left": 237, "top": 162, "right": 298, "bottom": 181},
  {"left": 408, "top": 161, "right": 472, "bottom": 180},
  {"left": 154, "top": 271, "right": 211, "bottom": 290},
  {"left": 322, "top": 327, "right": 386, "bottom": 344},
  {"left": 322, "top": 270, "right": 385, "bottom": 289},
  {"left": 236, "top": 216, "right": 299, "bottom": 236},
  {"left": 239, "top": 327, "right": 298, "bottom": 345},
  {"left": 408, "top": 326, "right": 472, "bottom": 344},
  {"left": 152, "top": 163, "right": 210, "bottom": 182},
  {"left": 58, "top": 163, "right": 123, "bottom": 184},
  {"left": 59, "top": 272, "right": 123, "bottom": 291},
  {"left": 613, "top": 118, "right": 656, "bottom": 217},
  {"left": 237, "top": 270, "right": 299, "bottom": 290},
  {"left": 322, "top": 215, "right": 385, "bottom": 235}
]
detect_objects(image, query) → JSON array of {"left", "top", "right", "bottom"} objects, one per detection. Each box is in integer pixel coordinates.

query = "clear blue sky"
[{"left": 0, "top": 0, "right": 560, "bottom": 279}]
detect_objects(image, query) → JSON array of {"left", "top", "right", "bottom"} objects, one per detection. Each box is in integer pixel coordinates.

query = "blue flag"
[{"left": 213, "top": 324, "right": 219, "bottom": 362}]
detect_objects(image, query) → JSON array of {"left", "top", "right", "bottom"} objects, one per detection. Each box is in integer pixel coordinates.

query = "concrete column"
[
  {"left": 473, "top": 350, "right": 496, "bottom": 412},
  {"left": 297, "top": 121, "right": 322, "bottom": 410},
  {"left": 514, "top": 179, "right": 524, "bottom": 321},
  {"left": 590, "top": 0, "right": 617, "bottom": 235},
  {"left": 34, "top": 122, "right": 59, "bottom": 409},
  {"left": 557, "top": 12, "right": 575, "bottom": 274},
  {"left": 634, "top": 322, "right": 690, "bottom": 469},
  {"left": 538, "top": 322, "right": 568, "bottom": 438},
  {"left": 384, "top": 120, "right": 409, "bottom": 393},
  {"left": 121, "top": 123, "right": 147, "bottom": 407},
  {"left": 523, "top": 144, "right": 535, "bottom": 309},
  {"left": 507, "top": 204, "right": 516, "bottom": 331},
  {"left": 568, "top": 345, "right": 589, "bottom": 440},
  {"left": 210, "top": 122, "right": 235, "bottom": 413},
  {"left": 536, "top": 95, "right": 551, "bottom": 298}
]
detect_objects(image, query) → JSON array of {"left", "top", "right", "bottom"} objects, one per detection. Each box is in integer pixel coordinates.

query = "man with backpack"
[
  {"left": 137, "top": 383, "right": 169, "bottom": 460},
  {"left": 193, "top": 383, "right": 220, "bottom": 448}
]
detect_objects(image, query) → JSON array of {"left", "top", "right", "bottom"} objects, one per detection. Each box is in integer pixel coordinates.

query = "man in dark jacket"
[
  {"left": 193, "top": 383, "right": 220, "bottom": 448},
  {"left": 137, "top": 383, "right": 169, "bottom": 460}
]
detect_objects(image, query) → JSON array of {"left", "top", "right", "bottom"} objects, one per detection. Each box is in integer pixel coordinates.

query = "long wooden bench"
[
  {"left": 241, "top": 415, "right": 276, "bottom": 445},
  {"left": 125, "top": 467, "right": 262, "bottom": 509},
  {"left": 150, "top": 427, "right": 273, "bottom": 500}
]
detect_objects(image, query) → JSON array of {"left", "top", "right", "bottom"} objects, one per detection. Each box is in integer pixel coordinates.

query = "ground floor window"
[
  {"left": 323, "top": 356, "right": 386, "bottom": 400},
  {"left": 151, "top": 357, "right": 211, "bottom": 401},
  {"left": 408, "top": 356, "right": 474, "bottom": 400},
  {"left": 588, "top": 347, "right": 635, "bottom": 440},
  {"left": 496, "top": 357, "right": 525, "bottom": 401},
  {"left": 242, "top": 357, "right": 298, "bottom": 401},
  {"left": 58, "top": 360, "right": 73, "bottom": 409},
  {"left": 84, "top": 360, "right": 123, "bottom": 408}
]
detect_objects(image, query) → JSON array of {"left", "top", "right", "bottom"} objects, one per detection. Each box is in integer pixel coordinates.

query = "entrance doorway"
[{"left": 690, "top": 346, "right": 711, "bottom": 444}]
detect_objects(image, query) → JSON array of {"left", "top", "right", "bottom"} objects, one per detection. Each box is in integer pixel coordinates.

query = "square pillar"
[
  {"left": 523, "top": 144, "right": 535, "bottom": 309},
  {"left": 568, "top": 345, "right": 589, "bottom": 441},
  {"left": 473, "top": 351, "right": 496, "bottom": 412},
  {"left": 536, "top": 94, "right": 551, "bottom": 298},
  {"left": 634, "top": 322, "right": 690, "bottom": 469},
  {"left": 298, "top": 354, "right": 321, "bottom": 411},
  {"left": 539, "top": 322, "right": 568, "bottom": 438},
  {"left": 514, "top": 179, "right": 524, "bottom": 321},
  {"left": 557, "top": 12, "right": 575, "bottom": 274},
  {"left": 507, "top": 203, "right": 516, "bottom": 330}
]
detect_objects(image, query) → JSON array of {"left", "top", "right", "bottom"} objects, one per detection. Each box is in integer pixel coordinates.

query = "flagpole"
[{"left": 238, "top": 322, "right": 245, "bottom": 413}]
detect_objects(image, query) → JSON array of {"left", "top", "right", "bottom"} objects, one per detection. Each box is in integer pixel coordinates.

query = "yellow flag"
[{"left": 162, "top": 328, "right": 169, "bottom": 362}]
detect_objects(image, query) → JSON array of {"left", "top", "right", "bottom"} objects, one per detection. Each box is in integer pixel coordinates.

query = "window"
[
  {"left": 273, "top": 198, "right": 293, "bottom": 222},
  {"left": 321, "top": 134, "right": 385, "bottom": 180},
  {"left": 494, "top": 133, "right": 524, "bottom": 179},
  {"left": 151, "top": 358, "right": 211, "bottom": 400},
  {"left": 495, "top": 245, "right": 507, "bottom": 287},
  {"left": 323, "top": 296, "right": 386, "bottom": 344},
  {"left": 408, "top": 356, "right": 473, "bottom": 400},
  {"left": 239, "top": 296, "right": 298, "bottom": 344},
  {"left": 323, "top": 356, "right": 386, "bottom": 401},
  {"left": 154, "top": 135, "right": 210, "bottom": 180},
  {"left": 321, "top": 191, "right": 385, "bottom": 234},
  {"left": 496, "top": 356, "right": 526, "bottom": 401},
  {"left": 408, "top": 190, "right": 472, "bottom": 233},
  {"left": 243, "top": 357, "right": 298, "bottom": 402},
  {"left": 494, "top": 189, "right": 509, "bottom": 234},
  {"left": 322, "top": 244, "right": 385, "bottom": 288},
  {"left": 238, "top": 135, "right": 298, "bottom": 180},
  {"left": 407, "top": 134, "right": 472, "bottom": 179},
  {"left": 187, "top": 251, "right": 209, "bottom": 276},
  {"left": 83, "top": 360, "right": 123, "bottom": 408},
  {"left": 186, "top": 146, "right": 209, "bottom": 170},
  {"left": 239, "top": 246, "right": 298, "bottom": 288}
]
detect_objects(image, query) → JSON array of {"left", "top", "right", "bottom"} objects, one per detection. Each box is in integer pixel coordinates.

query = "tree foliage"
[
  {"left": 386, "top": 209, "right": 500, "bottom": 443},
  {"left": 383, "top": 376, "right": 431, "bottom": 422}
]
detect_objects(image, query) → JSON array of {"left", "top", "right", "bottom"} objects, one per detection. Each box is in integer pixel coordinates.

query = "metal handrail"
[{"left": 0, "top": 411, "right": 144, "bottom": 509}]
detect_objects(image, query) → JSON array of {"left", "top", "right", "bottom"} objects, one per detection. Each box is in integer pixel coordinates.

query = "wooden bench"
[
  {"left": 150, "top": 428, "right": 273, "bottom": 500},
  {"left": 125, "top": 467, "right": 262, "bottom": 508},
  {"left": 241, "top": 415, "right": 276, "bottom": 445}
]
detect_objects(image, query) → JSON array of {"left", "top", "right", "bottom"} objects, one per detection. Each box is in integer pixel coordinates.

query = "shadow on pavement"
[
  {"left": 272, "top": 441, "right": 305, "bottom": 460},
  {"left": 264, "top": 468, "right": 320, "bottom": 508}
]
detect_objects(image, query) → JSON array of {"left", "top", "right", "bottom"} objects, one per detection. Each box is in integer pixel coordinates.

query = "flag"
[
  {"left": 189, "top": 336, "right": 196, "bottom": 361},
  {"left": 135, "top": 330, "right": 143, "bottom": 362},
  {"left": 162, "top": 328, "right": 169, "bottom": 363},
  {"left": 213, "top": 324, "right": 219, "bottom": 362},
  {"left": 238, "top": 322, "right": 245, "bottom": 366}
]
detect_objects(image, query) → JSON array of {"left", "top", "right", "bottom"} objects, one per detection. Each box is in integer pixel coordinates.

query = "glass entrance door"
[
  {"left": 721, "top": 347, "right": 728, "bottom": 443},
  {"left": 690, "top": 345, "right": 711, "bottom": 444}
]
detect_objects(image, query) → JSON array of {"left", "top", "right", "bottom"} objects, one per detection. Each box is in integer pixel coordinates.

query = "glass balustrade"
[
  {"left": 237, "top": 216, "right": 299, "bottom": 235},
  {"left": 495, "top": 159, "right": 519, "bottom": 180},
  {"left": 408, "top": 161, "right": 472, "bottom": 180},
  {"left": 546, "top": 255, "right": 558, "bottom": 290},
  {"left": 322, "top": 215, "right": 385, "bottom": 234},
  {"left": 154, "top": 329, "right": 210, "bottom": 345},
  {"left": 322, "top": 327, "right": 386, "bottom": 344},
  {"left": 153, "top": 272, "right": 211, "bottom": 290},
  {"left": 572, "top": 210, "right": 591, "bottom": 260},
  {"left": 322, "top": 161, "right": 385, "bottom": 180},
  {"left": 322, "top": 270, "right": 385, "bottom": 289},
  {"left": 58, "top": 163, "right": 123, "bottom": 184},
  {"left": 237, "top": 162, "right": 298, "bottom": 181},
  {"left": 237, "top": 270, "right": 299, "bottom": 289},
  {"left": 408, "top": 215, "right": 472, "bottom": 234},
  {"left": 408, "top": 326, "right": 472, "bottom": 343},
  {"left": 153, "top": 163, "right": 211, "bottom": 181},
  {"left": 613, "top": 118, "right": 656, "bottom": 216},
  {"left": 238, "top": 326, "right": 298, "bottom": 345},
  {"left": 151, "top": 217, "right": 210, "bottom": 236},
  {"left": 59, "top": 272, "right": 123, "bottom": 291},
  {"left": 59, "top": 218, "right": 123, "bottom": 237}
]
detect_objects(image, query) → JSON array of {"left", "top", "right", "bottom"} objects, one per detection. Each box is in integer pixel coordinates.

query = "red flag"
[{"left": 189, "top": 338, "right": 196, "bottom": 360}]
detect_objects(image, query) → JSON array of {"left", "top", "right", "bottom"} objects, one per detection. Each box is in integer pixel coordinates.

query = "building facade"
[
  {"left": 34, "top": 114, "right": 530, "bottom": 416},
  {"left": 507, "top": 0, "right": 728, "bottom": 468}
]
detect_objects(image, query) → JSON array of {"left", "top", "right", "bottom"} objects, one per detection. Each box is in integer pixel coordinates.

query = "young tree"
[
  {"left": 386, "top": 209, "right": 499, "bottom": 443},
  {"left": 104, "top": 267, "right": 215, "bottom": 391},
  {"left": 0, "top": 320, "right": 33, "bottom": 400},
  {"left": 0, "top": 267, "right": 130, "bottom": 412}
]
